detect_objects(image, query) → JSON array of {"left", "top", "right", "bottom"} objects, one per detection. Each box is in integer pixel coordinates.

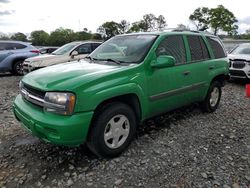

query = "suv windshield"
[
  {"left": 52, "top": 43, "right": 78, "bottom": 55},
  {"left": 230, "top": 44, "right": 250, "bottom": 55},
  {"left": 89, "top": 35, "right": 157, "bottom": 64}
]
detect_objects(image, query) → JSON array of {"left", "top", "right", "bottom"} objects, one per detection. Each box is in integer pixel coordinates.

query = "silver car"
[
  {"left": 23, "top": 41, "right": 102, "bottom": 73},
  {"left": 228, "top": 43, "right": 250, "bottom": 80}
]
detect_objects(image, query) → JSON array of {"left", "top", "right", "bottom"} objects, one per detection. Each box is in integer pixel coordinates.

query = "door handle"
[
  {"left": 183, "top": 71, "right": 191, "bottom": 76},
  {"left": 209, "top": 66, "right": 215, "bottom": 70}
]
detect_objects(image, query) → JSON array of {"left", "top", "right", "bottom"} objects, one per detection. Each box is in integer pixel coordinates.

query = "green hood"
[{"left": 22, "top": 61, "right": 123, "bottom": 91}]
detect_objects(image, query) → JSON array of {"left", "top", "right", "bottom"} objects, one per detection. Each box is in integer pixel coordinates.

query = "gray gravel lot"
[{"left": 0, "top": 74, "right": 249, "bottom": 188}]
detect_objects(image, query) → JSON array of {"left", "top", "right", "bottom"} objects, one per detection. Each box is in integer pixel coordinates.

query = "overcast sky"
[{"left": 0, "top": 0, "right": 250, "bottom": 35}]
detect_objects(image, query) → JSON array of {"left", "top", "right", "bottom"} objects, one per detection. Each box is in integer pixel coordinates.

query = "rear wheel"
[
  {"left": 12, "top": 60, "right": 24, "bottom": 75},
  {"left": 201, "top": 81, "right": 222, "bottom": 113},
  {"left": 87, "top": 102, "right": 136, "bottom": 158}
]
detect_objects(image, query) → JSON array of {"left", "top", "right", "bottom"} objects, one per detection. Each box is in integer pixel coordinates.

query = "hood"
[
  {"left": 26, "top": 54, "right": 56, "bottom": 61},
  {"left": 25, "top": 54, "right": 69, "bottom": 67},
  {"left": 228, "top": 54, "right": 250, "bottom": 61},
  {"left": 22, "top": 60, "right": 125, "bottom": 91}
]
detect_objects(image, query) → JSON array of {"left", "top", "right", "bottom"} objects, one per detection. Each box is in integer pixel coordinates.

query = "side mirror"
[
  {"left": 71, "top": 51, "right": 78, "bottom": 58},
  {"left": 151, "top": 55, "right": 176, "bottom": 68}
]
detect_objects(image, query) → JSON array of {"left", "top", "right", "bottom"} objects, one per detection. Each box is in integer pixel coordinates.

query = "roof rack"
[{"left": 160, "top": 28, "right": 214, "bottom": 35}]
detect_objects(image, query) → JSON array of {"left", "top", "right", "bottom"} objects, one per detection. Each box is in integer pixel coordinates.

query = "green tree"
[
  {"left": 119, "top": 20, "right": 130, "bottom": 34},
  {"left": 91, "top": 33, "right": 103, "bottom": 40},
  {"left": 189, "top": 5, "right": 238, "bottom": 35},
  {"left": 0, "top": 34, "right": 10, "bottom": 40},
  {"left": 10, "top": 32, "right": 27, "bottom": 41},
  {"left": 30, "top": 30, "right": 49, "bottom": 46},
  {"left": 189, "top": 7, "right": 210, "bottom": 31},
  {"left": 48, "top": 28, "right": 75, "bottom": 46},
  {"left": 128, "top": 14, "right": 167, "bottom": 32},
  {"left": 128, "top": 22, "right": 141, "bottom": 33},
  {"left": 176, "top": 24, "right": 189, "bottom": 30},
  {"left": 209, "top": 5, "right": 238, "bottom": 35},
  {"left": 97, "top": 21, "right": 121, "bottom": 39},
  {"left": 156, "top": 15, "right": 167, "bottom": 31}
]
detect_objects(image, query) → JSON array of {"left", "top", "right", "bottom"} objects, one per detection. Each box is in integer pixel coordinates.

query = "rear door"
[
  {"left": 184, "top": 34, "right": 214, "bottom": 101},
  {"left": 0, "top": 42, "right": 14, "bottom": 63},
  {"left": 72, "top": 43, "right": 92, "bottom": 61}
]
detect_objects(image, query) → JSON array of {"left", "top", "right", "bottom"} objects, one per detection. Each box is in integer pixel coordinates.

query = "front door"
[{"left": 146, "top": 35, "right": 195, "bottom": 117}]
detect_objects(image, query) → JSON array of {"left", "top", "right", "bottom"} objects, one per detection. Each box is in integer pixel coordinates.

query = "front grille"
[
  {"left": 232, "top": 60, "right": 246, "bottom": 69},
  {"left": 23, "top": 83, "right": 45, "bottom": 99},
  {"left": 229, "top": 70, "right": 246, "bottom": 77}
]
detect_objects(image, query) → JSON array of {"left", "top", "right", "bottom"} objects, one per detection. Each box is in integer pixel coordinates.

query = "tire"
[
  {"left": 87, "top": 102, "right": 137, "bottom": 158},
  {"left": 201, "top": 81, "right": 222, "bottom": 113},
  {"left": 12, "top": 60, "right": 24, "bottom": 75}
]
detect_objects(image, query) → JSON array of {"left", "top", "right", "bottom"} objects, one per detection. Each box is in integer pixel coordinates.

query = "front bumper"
[
  {"left": 13, "top": 94, "right": 93, "bottom": 146},
  {"left": 229, "top": 63, "right": 250, "bottom": 79}
]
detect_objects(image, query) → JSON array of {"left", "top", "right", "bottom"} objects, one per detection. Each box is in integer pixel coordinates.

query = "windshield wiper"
[{"left": 102, "top": 58, "right": 121, "bottom": 65}]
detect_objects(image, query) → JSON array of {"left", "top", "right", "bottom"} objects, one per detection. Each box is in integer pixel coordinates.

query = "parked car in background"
[
  {"left": 0, "top": 41, "right": 39, "bottom": 75},
  {"left": 228, "top": 43, "right": 250, "bottom": 80},
  {"left": 39, "top": 47, "right": 58, "bottom": 54},
  {"left": 23, "top": 41, "right": 102, "bottom": 73},
  {"left": 14, "top": 31, "right": 229, "bottom": 157}
]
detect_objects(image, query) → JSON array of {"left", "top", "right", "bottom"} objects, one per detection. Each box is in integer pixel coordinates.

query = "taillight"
[{"left": 30, "top": 50, "right": 40, "bottom": 54}]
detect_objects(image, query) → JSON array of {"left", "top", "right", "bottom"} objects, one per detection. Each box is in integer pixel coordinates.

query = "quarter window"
[
  {"left": 156, "top": 35, "right": 186, "bottom": 64},
  {"left": 206, "top": 36, "right": 226, "bottom": 58},
  {"left": 187, "top": 35, "right": 210, "bottom": 61}
]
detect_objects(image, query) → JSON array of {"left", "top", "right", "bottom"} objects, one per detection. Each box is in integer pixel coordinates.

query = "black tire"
[
  {"left": 201, "top": 81, "right": 222, "bottom": 113},
  {"left": 12, "top": 60, "right": 24, "bottom": 75},
  {"left": 87, "top": 102, "right": 137, "bottom": 158}
]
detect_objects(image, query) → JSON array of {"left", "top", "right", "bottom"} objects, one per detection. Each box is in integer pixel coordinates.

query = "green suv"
[{"left": 13, "top": 31, "right": 228, "bottom": 157}]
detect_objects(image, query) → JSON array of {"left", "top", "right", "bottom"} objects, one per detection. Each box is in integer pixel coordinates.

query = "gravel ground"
[{"left": 0, "top": 73, "right": 249, "bottom": 188}]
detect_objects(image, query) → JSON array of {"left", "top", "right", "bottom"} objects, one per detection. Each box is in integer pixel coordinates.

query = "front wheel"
[
  {"left": 201, "top": 81, "right": 222, "bottom": 113},
  {"left": 87, "top": 102, "right": 137, "bottom": 158}
]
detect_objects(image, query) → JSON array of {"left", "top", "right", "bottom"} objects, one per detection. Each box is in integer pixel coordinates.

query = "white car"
[
  {"left": 228, "top": 43, "right": 250, "bottom": 80},
  {"left": 23, "top": 41, "right": 102, "bottom": 73}
]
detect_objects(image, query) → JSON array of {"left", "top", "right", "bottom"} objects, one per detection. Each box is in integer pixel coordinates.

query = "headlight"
[{"left": 44, "top": 92, "right": 76, "bottom": 115}]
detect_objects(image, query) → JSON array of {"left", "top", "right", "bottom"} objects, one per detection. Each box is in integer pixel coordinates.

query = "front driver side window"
[
  {"left": 156, "top": 35, "right": 186, "bottom": 64},
  {"left": 76, "top": 43, "right": 92, "bottom": 54}
]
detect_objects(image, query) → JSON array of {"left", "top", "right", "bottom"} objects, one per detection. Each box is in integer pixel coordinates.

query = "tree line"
[{"left": 0, "top": 5, "right": 249, "bottom": 46}]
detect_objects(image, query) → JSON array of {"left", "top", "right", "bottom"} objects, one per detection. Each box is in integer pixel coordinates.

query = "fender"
[{"left": 79, "top": 82, "right": 148, "bottom": 120}]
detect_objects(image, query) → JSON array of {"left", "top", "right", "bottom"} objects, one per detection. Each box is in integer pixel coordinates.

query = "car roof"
[
  {"left": 0, "top": 40, "right": 32, "bottom": 45},
  {"left": 117, "top": 30, "right": 215, "bottom": 38},
  {"left": 68, "top": 41, "right": 102, "bottom": 45}
]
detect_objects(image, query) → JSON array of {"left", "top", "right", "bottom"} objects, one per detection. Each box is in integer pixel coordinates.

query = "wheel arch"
[{"left": 93, "top": 93, "right": 142, "bottom": 124}]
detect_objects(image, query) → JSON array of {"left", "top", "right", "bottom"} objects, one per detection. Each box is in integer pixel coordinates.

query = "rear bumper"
[{"left": 13, "top": 94, "right": 94, "bottom": 146}]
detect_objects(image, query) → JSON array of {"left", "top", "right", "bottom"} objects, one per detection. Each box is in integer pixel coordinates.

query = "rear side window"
[
  {"left": 75, "top": 43, "right": 92, "bottom": 54},
  {"left": 0, "top": 42, "right": 26, "bottom": 50},
  {"left": 156, "top": 35, "right": 186, "bottom": 64},
  {"left": 206, "top": 36, "right": 226, "bottom": 58},
  {"left": 187, "top": 35, "right": 210, "bottom": 61},
  {"left": 12, "top": 43, "right": 27, "bottom": 49}
]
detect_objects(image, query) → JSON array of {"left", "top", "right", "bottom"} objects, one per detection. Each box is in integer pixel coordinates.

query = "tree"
[
  {"left": 156, "top": 15, "right": 167, "bottom": 31},
  {"left": 10, "top": 32, "right": 27, "bottom": 41},
  {"left": 189, "top": 5, "right": 238, "bottom": 35},
  {"left": 128, "top": 14, "right": 167, "bottom": 32},
  {"left": 30, "top": 30, "right": 49, "bottom": 46},
  {"left": 97, "top": 21, "right": 121, "bottom": 39},
  {"left": 119, "top": 20, "right": 130, "bottom": 34},
  {"left": 209, "top": 5, "right": 238, "bottom": 35},
  {"left": 48, "top": 28, "right": 75, "bottom": 46},
  {"left": 0, "top": 33, "right": 10, "bottom": 40},
  {"left": 176, "top": 24, "right": 189, "bottom": 30},
  {"left": 189, "top": 7, "right": 210, "bottom": 31}
]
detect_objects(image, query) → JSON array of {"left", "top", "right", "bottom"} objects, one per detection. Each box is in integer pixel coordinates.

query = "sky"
[{"left": 0, "top": 0, "right": 250, "bottom": 35}]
